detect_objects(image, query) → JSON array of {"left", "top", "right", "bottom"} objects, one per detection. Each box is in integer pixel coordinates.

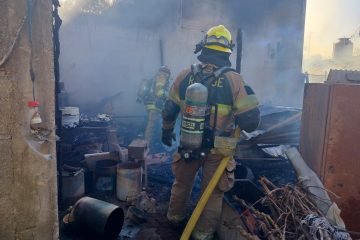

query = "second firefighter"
[{"left": 137, "top": 66, "right": 171, "bottom": 152}]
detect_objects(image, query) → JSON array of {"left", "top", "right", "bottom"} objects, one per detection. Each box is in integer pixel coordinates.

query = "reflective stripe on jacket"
[{"left": 165, "top": 64, "right": 259, "bottom": 133}]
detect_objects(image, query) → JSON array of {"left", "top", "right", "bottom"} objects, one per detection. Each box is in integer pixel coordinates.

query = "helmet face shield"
[{"left": 204, "top": 35, "right": 234, "bottom": 50}]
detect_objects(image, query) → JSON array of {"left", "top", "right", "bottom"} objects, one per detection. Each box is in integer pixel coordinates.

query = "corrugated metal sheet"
[
  {"left": 326, "top": 69, "right": 360, "bottom": 84},
  {"left": 253, "top": 106, "right": 302, "bottom": 145}
]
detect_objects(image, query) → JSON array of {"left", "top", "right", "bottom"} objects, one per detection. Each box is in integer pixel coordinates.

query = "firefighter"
[
  {"left": 137, "top": 66, "right": 171, "bottom": 152},
  {"left": 161, "top": 25, "right": 260, "bottom": 239}
]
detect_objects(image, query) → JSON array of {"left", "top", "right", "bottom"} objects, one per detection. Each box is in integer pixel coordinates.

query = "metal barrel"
[
  {"left": 71, "top": 196, "right": 124, "bottom": 240},
  {"left": 61, "top": 169, "right": 85, "bottom": 206},
  {"left": 116, "top": 162, "right": 142, "bottom": 201},
  {"left": 94, "top": 160, "right": 118, "bottom": 193}
]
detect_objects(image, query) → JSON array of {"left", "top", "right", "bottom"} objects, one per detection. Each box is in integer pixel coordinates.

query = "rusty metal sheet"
[
  {"left": 323, "top": 84, "right": 360, "bottom": 232},
  {"left": 300, "top": 83, "right": 331, "bottom": 176}
]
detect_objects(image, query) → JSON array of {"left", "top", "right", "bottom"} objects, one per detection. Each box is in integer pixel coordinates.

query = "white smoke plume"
[
  {"left": 303, "top": 0, "right": 360, "bottom": 82},
  {"left": 59, "top": 0, "right": 307, "bottom": 115}
]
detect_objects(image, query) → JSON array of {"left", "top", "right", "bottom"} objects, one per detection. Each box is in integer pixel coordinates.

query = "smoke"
[
  {"left": 229, "top": 0, "right": 306, "bottom": 107},
  {"left": 302, "top": 0, "right": 360, "bottom": 83},
  {"left": 59, "top": 0, "right": 127, "bottom": 22},
  {"left": 59, "top": 0, "right": 307, "bottom": 115},
  {"left": 304, "top": 0, "right": 360, "bottom": 59},
  {"left": 59, "top": 0, "right": 177, "bottom": 116}
]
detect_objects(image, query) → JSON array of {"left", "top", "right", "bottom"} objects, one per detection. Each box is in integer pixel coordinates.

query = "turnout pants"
[
  {"left": 167, "top": 152, "right": 235, "bottom": 239},
  {"left": 144, "top": 109, "right": 161, "bottom": 149}
]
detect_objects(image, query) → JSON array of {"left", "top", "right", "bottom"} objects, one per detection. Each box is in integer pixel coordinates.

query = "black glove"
[
  {"left": 162, "top": 128, "right": 176, "bottom": 147},
  {"left": 155, "top": 96, "right": 166, "bottom": 110},
  {"left": 235, "top": 107, "right": 260, "bottom": 132},
  {"left": 155, "top": 98, "right": 165, "bottom": 109}
]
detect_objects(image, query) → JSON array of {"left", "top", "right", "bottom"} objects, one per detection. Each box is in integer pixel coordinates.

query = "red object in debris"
[
  {"left": 27, "top": 101, "right": 40, "bottom": 107},
  {"left": 242, "top": 209, "right": 257, "bottom": 234}
]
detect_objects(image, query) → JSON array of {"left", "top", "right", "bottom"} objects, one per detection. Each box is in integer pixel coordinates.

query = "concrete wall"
[{"left": 0, "top": 1, "right": 58, "bottom": 239}]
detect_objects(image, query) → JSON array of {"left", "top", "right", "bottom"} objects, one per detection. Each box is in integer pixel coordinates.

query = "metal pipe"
[
  {"left": 112, "top": 115, "right": 146, "bottom": 118},
  {"left": 159, "top": 39, "right": 164, "bottom": 66},
  {"left": 236, "top": 28, "right": 243, "bottom": 73}
]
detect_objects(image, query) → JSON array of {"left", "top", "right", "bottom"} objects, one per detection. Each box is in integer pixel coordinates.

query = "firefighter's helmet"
[
  {"left": 203, "top": 25, "right": 234, "bottom": 53},
  {"left": 158, "top": 65, "right": 171, "bottom": 76}
]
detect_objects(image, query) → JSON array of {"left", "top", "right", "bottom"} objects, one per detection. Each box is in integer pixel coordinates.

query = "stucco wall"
[{"left": 0, "top": 1, "right": 58, "bottom": 239}]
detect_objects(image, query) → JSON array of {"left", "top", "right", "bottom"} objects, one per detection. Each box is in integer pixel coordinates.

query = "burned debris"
[
  {"left": 56, "top": 101, "right": 353, "bottom": 240},
  {"left": 1, "top": 0, "right": 360, "bottom": 240},
  {"left": 226, "top": 178, "right": 350, "bottom": 240}
]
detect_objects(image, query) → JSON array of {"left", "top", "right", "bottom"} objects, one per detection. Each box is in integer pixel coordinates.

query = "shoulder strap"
[
  {"left": 190, "top": 64, "right": 204, "bottom": 83},
  {"left": 190, "top": 64, "right": 236, "bottom": 86},
  {"left": 213, "top": 67, "right": 236, "bottom": 78}
]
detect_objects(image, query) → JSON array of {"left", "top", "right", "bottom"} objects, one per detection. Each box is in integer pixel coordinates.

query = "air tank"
[{"left": 180, "top": 83, "right": 208, "bottom": 150}]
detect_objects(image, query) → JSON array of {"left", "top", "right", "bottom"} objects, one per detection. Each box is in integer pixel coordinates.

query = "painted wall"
[{"left": 0, "top": 1, "right": 58, "bottom": 239}]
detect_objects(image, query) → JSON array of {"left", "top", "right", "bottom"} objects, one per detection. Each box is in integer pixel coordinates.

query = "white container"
[
  {"left": 61, "top": 107, "right": 79, "bottom": 128},
  {"left": 119, "top": 147, "right": 128, "bottom": 162},
  {"left": 27, "top": 101, "right": 42, "bottom": 127},
  {"left": 116, "top": 163, "right": 142, "bottom": 201}
]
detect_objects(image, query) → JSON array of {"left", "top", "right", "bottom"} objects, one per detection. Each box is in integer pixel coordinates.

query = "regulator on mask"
[{"left": 179, "top": 82, "right": 208, "bottom": 161}]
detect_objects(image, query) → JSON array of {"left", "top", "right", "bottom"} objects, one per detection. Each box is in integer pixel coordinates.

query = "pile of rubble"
[
  {"left": 222, "top": 147, "right": 351, "bottom": 240},
  {"left": 229, "top": 177, "right": 350, "bottom": 240},
  {"left": 216, "top": 106, "right": 352, "bottom": 240}
]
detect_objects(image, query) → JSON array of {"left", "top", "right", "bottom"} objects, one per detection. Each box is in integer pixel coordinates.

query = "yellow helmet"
[{"left": 204, "top": 25, "right": 234, "bottom": 53}]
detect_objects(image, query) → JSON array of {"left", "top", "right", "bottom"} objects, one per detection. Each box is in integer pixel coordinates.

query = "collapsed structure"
[{"left": 0, "top": 0, "right": 359, "bottom": 240}]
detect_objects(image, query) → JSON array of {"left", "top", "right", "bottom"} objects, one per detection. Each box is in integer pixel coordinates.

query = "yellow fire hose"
[{"left": 180, "top": 156, "right": 231, "bottom": 240}]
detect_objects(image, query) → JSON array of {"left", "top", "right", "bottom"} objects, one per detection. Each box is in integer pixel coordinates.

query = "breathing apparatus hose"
[{"left": 180, "top": 156, "right": 231, "bottom": 240}]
